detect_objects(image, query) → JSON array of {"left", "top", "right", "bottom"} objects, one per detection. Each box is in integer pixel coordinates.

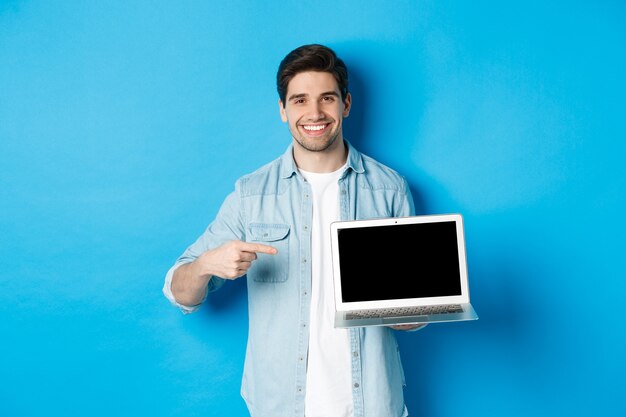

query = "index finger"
[{"left": 241, "top": 242, "right": 278, "bottom": 255}]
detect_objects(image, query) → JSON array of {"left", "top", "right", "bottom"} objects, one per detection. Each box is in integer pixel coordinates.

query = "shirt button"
[
  {"left": 303, "top": 258, "right": 307, "bottom": 263},
  {"left": 353, "top": 351, "right": 358, "bottom": 357},
  {"left": 353, "top": 383, "right": 360, "bottom": 388}
]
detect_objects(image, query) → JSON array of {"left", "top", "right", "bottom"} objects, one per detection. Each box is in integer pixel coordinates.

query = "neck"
[{"left": 293, "top": 138, "right": 347, "bottom": 173}]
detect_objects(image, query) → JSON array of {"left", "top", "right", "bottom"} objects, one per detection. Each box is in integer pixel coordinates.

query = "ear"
[
  {"left": 342, "top": 93, "right": 352, "bottom": 118},
  {"left": 279, "top": 99, "right": 288, "bottom": 122}
]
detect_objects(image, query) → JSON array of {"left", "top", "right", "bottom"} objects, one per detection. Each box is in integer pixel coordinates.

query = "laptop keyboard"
[{"left": 346, "top": 304, "right": 463, "bottom": 320}]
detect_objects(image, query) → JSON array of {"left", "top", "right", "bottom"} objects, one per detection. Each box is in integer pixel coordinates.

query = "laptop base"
[{"left": 334, "top": 303, "right": 479, "bottom": 328}]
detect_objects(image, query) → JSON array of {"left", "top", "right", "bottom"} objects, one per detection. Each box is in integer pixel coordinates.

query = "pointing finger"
[{"left": 240, "top": 242, "right": 278, "bottom": 255}]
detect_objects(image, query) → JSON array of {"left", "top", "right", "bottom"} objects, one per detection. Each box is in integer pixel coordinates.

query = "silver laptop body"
[{"left": 330, "top": 213, "right": 479, "bottom": 328}]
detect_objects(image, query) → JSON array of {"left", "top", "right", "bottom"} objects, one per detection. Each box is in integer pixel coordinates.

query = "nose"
[{"left": 306, "top": 101, "right": 325, "bottom": 121}]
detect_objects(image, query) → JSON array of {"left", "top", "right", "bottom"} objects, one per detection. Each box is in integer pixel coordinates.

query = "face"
[{"left": 279, "top": 71, "right": 351, "bottom": 153}]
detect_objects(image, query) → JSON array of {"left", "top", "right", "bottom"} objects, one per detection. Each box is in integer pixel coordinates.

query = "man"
[{"left": 163, "top": 44, "right": 425, "bottom": 417}]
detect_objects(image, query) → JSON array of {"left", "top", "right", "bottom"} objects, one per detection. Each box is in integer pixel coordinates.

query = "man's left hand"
[{"left": 389, "top": 323, "right": 428, "bottom": 331}]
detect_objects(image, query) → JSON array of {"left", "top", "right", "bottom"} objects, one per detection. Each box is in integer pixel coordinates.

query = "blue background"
[{"left": 1, "top": 1, "right": 625, "bottom": 416}]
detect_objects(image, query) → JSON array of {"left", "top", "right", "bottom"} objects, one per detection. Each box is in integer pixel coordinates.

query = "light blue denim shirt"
[{"left": 163, "top": 140, "right": 417, "bottom": 417}]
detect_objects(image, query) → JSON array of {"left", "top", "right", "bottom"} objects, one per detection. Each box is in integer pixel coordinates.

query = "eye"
[{"left": 322, "top": 96, "right": 335, "bottom": 103}]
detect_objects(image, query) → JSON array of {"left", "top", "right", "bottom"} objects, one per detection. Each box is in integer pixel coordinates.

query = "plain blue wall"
[{"left": 1, "top": 1, "right": 624, "bottom": 416}]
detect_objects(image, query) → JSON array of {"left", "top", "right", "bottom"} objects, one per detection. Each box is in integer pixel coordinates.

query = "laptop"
[{"left": 330, "top": 213, "right": 479, "bottom": 328}]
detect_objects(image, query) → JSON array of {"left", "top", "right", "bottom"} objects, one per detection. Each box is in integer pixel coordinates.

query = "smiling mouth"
[{"left": 301, "top": 123, "right": 329, "bottom": 133}]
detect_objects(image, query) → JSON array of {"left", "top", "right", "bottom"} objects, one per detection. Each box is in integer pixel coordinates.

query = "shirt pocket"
[{"left": 247, "top": 223, "right": 290, "bottom": 283}]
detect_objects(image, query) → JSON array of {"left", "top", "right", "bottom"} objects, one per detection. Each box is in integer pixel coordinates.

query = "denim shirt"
[{"left": 163, "top": 140, "right": 416, "bottom": 417}]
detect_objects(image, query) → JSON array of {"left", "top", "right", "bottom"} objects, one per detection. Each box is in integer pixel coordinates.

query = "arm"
[
  {"left": 170, "top": 256, "right": 212, "bottom": 307},
  {"left": 163, "top": 189, "right": 246, "bottom": 312},
  {"left": 171, "top": 240, "right": 277, "bottom": 307}
]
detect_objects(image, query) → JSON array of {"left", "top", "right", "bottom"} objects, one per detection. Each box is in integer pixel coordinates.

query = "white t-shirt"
[{"left": 300, "top": 165, "right": 353, "bottom": 417}]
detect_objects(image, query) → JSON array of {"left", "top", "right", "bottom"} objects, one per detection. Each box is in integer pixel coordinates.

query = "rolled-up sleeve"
[{"left": 162, "top": 263, "right": 204, "bottom": 314}]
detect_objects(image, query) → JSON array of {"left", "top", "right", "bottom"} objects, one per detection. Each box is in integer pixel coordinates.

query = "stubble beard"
[{"left": 291, "top": 123, "right": 342, "bottom": 153}]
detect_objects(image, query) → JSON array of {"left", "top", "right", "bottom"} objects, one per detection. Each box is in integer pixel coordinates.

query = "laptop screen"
[{"left": 336, "top": 220, "right": 463, "bottom": 303}]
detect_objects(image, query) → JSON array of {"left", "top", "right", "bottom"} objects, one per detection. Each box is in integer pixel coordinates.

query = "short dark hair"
[{"left": 276, "top": 44, "right": 349, "bottom": 106}]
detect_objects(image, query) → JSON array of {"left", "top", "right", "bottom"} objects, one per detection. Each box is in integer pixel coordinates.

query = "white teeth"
[{"left": 303, "top": 124, "right": 326, "bottom": 131}]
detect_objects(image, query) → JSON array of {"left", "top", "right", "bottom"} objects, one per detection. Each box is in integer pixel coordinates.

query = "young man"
[{"left": 163, "top": 44, "right": 425, "bottom": 417}]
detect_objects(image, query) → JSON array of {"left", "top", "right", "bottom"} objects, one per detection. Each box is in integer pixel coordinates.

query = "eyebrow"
[{"left": 287, "top": 91, "right": 340, "bottom": 102}]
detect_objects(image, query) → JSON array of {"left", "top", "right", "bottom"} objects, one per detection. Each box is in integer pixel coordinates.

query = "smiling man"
[{"left": 163, "top": 44, "right": 425, "bottom": 417}]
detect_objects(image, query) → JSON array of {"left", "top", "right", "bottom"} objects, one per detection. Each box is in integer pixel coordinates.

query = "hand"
[
  {"left": 389, "top": 323, "right": 428, "bottom": 331},
  {"left": 199, "top": 240, "right": 277, "bottom": 280}
]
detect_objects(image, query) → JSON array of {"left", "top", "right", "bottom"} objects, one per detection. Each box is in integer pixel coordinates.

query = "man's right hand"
[
  {"left": 172, "top": 240, "right": 277, "bottom": 306},
  {"left": 199, "top": 240, "right": 278, "bottom": 280}
]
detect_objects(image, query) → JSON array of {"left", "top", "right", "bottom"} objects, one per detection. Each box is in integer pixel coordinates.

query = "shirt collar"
[{"left": 279, "top": 139, "right": 365, "bottom": 179}]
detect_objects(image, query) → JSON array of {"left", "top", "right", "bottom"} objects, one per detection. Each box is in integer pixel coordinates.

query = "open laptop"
[{"left": 330, "top": 213, "right": 478, "bottom": 328}]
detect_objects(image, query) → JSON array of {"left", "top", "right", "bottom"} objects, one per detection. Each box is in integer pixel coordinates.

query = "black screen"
[{"left": 337, "top": 220, "right": 463, "bottom": 302}]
